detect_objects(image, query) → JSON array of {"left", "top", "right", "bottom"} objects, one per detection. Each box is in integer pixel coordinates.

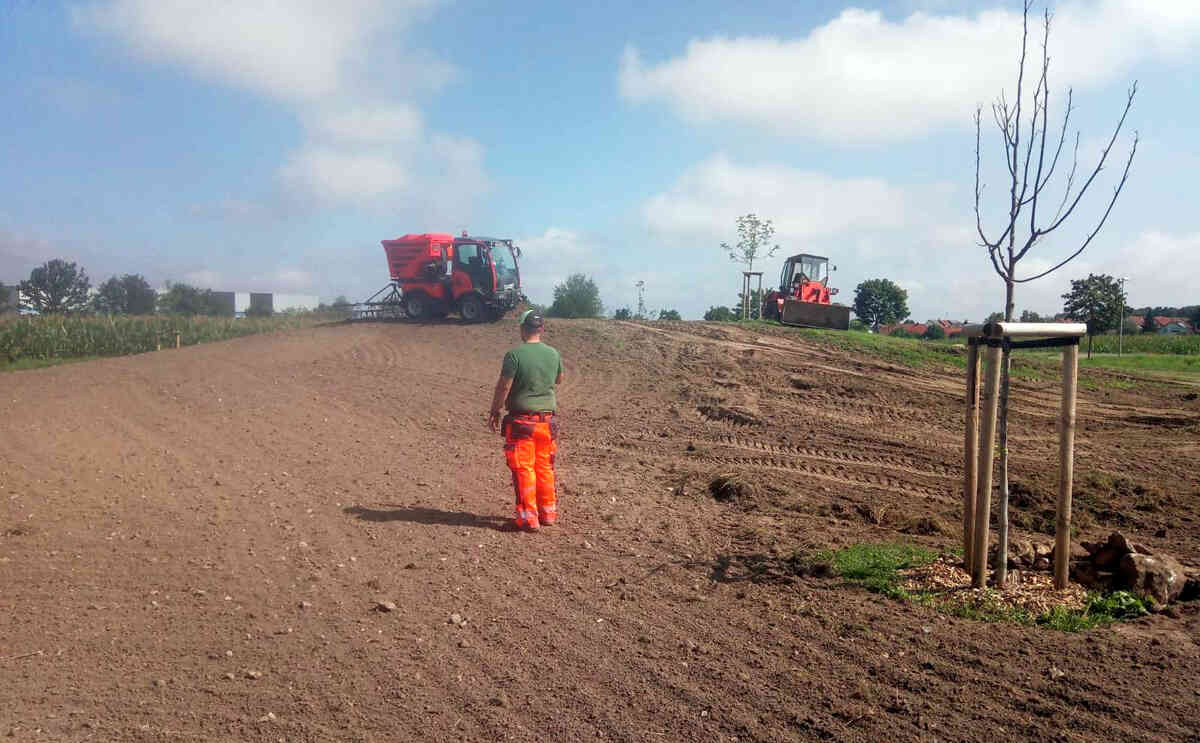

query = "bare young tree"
[{"left": 974, "top": 0, "right": 1137, "bottom": 586}]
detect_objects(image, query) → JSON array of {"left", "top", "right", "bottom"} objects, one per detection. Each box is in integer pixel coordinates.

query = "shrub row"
[{"left": 0, "top": 313, "right": 320, "bottom": 362}]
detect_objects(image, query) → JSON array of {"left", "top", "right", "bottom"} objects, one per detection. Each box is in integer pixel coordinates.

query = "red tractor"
[
  {"left": 761, "top": 253, "right": 851, "bottom": 330},
  {"left": 357, "top": 232, "right": 524, "bottom": 322}
]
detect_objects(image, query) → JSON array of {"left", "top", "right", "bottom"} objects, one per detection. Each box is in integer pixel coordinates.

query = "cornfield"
[
  {"left": 1074, "top": 333, "right": 1200, "bottom": 355},
  {"left": 0, "top": 314, "right": 325, "bottom": 362}
]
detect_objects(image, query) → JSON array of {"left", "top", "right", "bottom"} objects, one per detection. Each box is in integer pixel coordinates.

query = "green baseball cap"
[{"left": 520, "top": 309, "right": 544, "bottom": 329}]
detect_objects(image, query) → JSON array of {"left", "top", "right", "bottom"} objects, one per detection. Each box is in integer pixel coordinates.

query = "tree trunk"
[{"left": 994, "top": 279, "right": 1015, "bottom": 587}]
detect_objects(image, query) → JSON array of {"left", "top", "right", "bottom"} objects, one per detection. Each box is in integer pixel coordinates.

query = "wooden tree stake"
[
  {"left": 972, "top": 342, "right": 1002, "bottom": 587},
  {"left": 962, "top": 341, "right": 981, "bottom": 567},
  {"left": 1054, "top": 342, "right": 1080, "bottom": 589}
]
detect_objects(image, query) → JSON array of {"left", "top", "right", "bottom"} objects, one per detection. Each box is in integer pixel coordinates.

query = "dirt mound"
[
  {"left": 697, "top": 403, "right": 763, "bottom": 426},
  {"left": 898, "top": 514, "right": 952, "bottom": 537},
  {"left": 708, "top": 473, "right": 759, "bottom": 503}
]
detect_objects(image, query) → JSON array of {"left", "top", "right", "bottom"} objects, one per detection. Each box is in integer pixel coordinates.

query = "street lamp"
[{"left": 1118, "top": 276, "right": 1130, "bottom": 356}]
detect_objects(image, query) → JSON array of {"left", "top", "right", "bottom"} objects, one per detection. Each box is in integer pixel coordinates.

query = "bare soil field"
[{"left": 2, "top": 319, "right": 1199, "bottom": 742}]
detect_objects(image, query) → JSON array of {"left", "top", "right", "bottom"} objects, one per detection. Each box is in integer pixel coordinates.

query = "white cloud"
[
  {"left": 1098, "top": 230, "right": 1200, "bottom": 308},
  {"left": 282, "top": 147, "right": 412, "bottom": 202},
  {"left": 643, "top": 153, "right": 937, "bottom": 241},
  {"left": 620, "top": 0, "right": 1200, "bottom": 144},
  {"left": 312, "top": 105, "right": 424, "bottom": 144},
  {"left": 282, "top": 105, "right": 487, "bottom": 210},
  {"left": 73, "top": 0, "right": 441, "bottom": 102},
  {"left": 76, "top": 1, "right": 485, "bottom": 218}
]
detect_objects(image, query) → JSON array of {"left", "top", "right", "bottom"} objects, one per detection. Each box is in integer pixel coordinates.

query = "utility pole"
[
  {"left": 1118, "top": 277, "right": 1124, "bottom": 356},
  {"left": 635, "top": 281, "right": 646, "bottom": 319}
]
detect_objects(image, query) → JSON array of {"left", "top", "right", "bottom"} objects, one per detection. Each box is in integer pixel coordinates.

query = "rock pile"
[
  {"left": 994, "top": 531, "right": 1198, "bottom": 607},
  {"left": 1072, "top": 532, "right": 1197, "bottom": 606}
]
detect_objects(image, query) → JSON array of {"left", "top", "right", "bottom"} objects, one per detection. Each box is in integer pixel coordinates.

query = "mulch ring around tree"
[{"left": 899, "top": 556, "right": 1088, "bottom": 616}]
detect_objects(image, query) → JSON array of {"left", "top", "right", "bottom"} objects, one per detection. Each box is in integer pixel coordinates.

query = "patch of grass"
[
  {"left": 1036, "top": 591, "right": 1150, "bottom": 632},
  {"left": 817, "top": 542, "right": 938, "bottom": 597},
  {"left": 741, "top": 322, "right": 964, "bottom": 369}
]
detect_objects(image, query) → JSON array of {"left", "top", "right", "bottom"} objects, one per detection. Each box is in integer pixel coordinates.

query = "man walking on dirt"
[{"left": 488, "top": 310, "right": 564, "bottom": 532}]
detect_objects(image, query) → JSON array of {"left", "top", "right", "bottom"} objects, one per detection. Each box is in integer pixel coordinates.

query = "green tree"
[
  {"left": 1062, "top": 273, "right": 1126, "bottom": 358},
  {"left": 613, "top": 307, "right": 632, "bottom": 320},
  {"left": 1141, "top": 311, "right": 1157, "bottom": 334},
  {"left": 704, "top": 306, "right": 736, "bottom": 322},
  {"left": 0, "top": 282, "right": 15, "bottom": 313},
  {"left": 157, "top": 282, "right": 220, "bottom": 316},
  {"left": 1121, "top": 317, "right": 1141, "bottom": 336},
  {"left": 922, "top": 323, "right": 946, "bottom": 340},
  {"left": 722, "top": 214, "right": 779, "bottom": 319},
  {"left": 721, "top": 214, "right": 780, "bottom": 276},
  {"left": 547, "top": 274, "right": 603, "bottom": 318},
  {"left": 848, "top": 318, "right": 869, "bottom": 332},
  {"left": 658, "top": 309, "right": 682, "bottom": 321},
  {"left": 18, "top": 259, "right": 91, "bottom": 314},
  {"left": 93, "top": 274, "right": 156, "bottom": 315},
  {"left": 984, "top": 311, "right": 1005, "bottom": 324},
  {"left": 1188, "top": 306, "right": 1200, "bottom": 331},
  {"left": 1019, "top": 309, "right": 1044, "bottom": 322},
  {"left": 852, "top": 279, "right": 908, "bottom": 330}
]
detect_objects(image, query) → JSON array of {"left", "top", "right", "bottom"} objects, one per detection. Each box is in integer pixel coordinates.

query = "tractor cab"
[
  {"left": 779, "top": 254, "right": 831, "bottom": 293},
  {"left": 453, "top": 234, "right": 521, "bottom": 299}
]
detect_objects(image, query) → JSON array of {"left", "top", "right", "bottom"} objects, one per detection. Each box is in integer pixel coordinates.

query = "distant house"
[
  {"left": 156, "top": 289, "right": 318, "bottom": 317},
  {"left": 1128, "top": 315, "right": 1194, "bottom": 334}
]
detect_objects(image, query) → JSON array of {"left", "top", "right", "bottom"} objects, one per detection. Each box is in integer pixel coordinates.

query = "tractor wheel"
[
  {"left": 404, "top": 292, "right": 429, "bottom": 320},
  {"left": 458, "top": 294, "right": 485, "bottom": 323}
]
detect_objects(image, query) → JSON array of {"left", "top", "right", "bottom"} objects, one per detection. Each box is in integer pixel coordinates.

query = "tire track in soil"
[
  {"left": 697, "top": 434, "right": 959, "bottom": 480},
  {"left": 688, "top": 452, "right": 949, "bottom": 501}
]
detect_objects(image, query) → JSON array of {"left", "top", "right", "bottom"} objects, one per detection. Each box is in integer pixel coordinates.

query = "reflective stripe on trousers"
[{"left": 503, "top": 414, "right": 559, "bottom": 529}]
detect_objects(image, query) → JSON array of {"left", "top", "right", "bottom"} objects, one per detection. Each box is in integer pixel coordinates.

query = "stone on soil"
[{"left": 1118, "top": 553, "right": 1187, "bottom": 605}]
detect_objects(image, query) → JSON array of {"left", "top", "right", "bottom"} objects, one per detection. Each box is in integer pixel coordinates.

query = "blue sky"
[{"left": 2, "top": 0, "right": 1198, "bottom": 320}]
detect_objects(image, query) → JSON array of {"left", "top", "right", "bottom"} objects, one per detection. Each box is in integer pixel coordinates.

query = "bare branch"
[
  {"left": 1015, "top": 131, "right": 1139, "bottom": 283},
  {"left": 974, "top": 107, "right": 992, "bottom": 247},
  {"left": 1040, "top": 81, "right": 1137, "bottom": 237},
  {"left": 1024, "top": 8, "right": 1052, "bottom": 229},
  {"left": 1023, "top": 89, "right": 1072, "bottom": 208},
  {"left": 1052, "top": 131, "right": 1081, "bottom": 222},
  {"left": 993, "top": 101, "right": 1017, "bottom": 179},
  {"left": 1009, "top": 0, "right": 1031, "bottom": 214}
]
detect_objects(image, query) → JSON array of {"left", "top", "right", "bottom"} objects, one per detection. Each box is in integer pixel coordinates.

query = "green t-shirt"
[{"left": 501, "top": 342, "right": 563, "bottom": 413}]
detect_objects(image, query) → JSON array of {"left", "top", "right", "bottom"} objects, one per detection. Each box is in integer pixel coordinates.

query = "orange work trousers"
[{"left": 502, "top": 412, "right": 558, "bottom": 530}]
